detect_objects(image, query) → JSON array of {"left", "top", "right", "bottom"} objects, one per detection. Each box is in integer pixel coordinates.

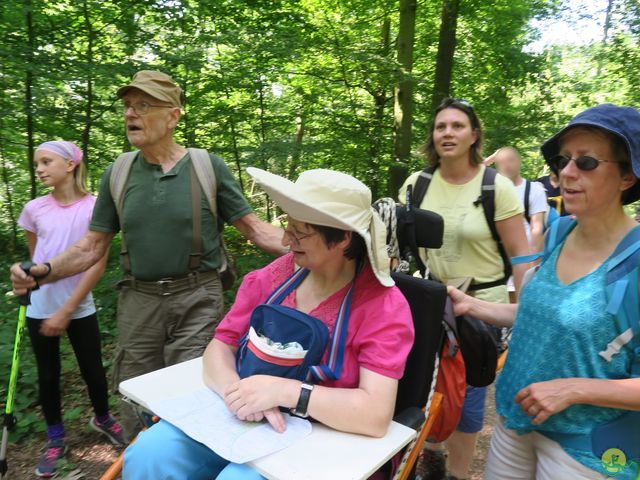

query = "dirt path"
[{"left": 6, "top": 422, "right": 121, "bottom": 479}]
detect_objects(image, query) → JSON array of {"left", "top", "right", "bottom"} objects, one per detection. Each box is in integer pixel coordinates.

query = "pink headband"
[{"left": 36, "top": 141, "right": 83, "bottom": 165}]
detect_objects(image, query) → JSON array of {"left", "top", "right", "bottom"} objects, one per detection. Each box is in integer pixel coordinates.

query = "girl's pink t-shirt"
[
  {"left": 18, "top": 193, "right": 97, "bottom": 319},
  {"left": 215, "top": 253, "right": 415, "bottom": 388}
]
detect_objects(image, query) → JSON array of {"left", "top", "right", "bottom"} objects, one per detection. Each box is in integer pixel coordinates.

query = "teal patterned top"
[{"left": 496, "top": 240, "right": 638, "bottom": 478}]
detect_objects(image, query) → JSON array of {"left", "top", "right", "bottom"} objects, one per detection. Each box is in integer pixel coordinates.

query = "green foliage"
[
  {"left": 2, "top": 0, "right": 638, "bottom": 225},
  {"left": 222, "top": 224, "right": 279, "bottom": 305}
]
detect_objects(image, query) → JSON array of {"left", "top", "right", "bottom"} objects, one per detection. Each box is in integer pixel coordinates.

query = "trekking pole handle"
[{"left": 17, "top": 261, "right": 36, "bottom": 306}]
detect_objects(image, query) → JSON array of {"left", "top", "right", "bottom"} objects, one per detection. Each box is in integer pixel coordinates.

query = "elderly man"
[{"left": 11, "top": 70, "right": 286, "bottom": 437}]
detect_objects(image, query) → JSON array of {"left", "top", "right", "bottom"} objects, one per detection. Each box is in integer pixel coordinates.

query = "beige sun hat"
[{"left": 247, "top": 167, "right": 393, "bottom": 287}]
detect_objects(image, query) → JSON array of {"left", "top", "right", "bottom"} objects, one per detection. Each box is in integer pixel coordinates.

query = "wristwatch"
[
  {"left": 290, "top": 383, "right": 314, "bottom": 418},
  {"left": 32, "top": 262, "right": 52, "bottom": 290}
]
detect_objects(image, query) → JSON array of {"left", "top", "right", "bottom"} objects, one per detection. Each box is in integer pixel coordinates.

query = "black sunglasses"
[{"left": 550, "top": 154, "right": 617, "bottom": 173}]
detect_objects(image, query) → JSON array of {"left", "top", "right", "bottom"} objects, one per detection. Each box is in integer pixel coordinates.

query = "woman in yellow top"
[{"left": 399, "top": 98, "right": 529, "bottom": 480}]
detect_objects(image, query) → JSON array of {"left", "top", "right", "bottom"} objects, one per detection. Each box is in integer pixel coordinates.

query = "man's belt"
[{"left": 118, "top": 270, "right": 219, "bottom": 296}]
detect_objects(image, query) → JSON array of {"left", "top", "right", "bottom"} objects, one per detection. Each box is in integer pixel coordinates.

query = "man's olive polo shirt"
[{"left": 90, "top": 151, "right": 252, "bottom": 280}]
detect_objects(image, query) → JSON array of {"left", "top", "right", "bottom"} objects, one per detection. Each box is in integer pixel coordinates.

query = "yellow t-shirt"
[{"left": 399, "top": 165, "right": 523, "bottom": 303}]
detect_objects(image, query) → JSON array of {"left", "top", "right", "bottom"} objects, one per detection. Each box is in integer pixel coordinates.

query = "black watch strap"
[
  {"left": 30, "top": 262, "right": 52, "bottom": 291},
  {"left": 33, "top": 262, "right": 52, "bottom": 279},
  {"left": 291, "top": 383, "right": 314, "bottom": 418}
]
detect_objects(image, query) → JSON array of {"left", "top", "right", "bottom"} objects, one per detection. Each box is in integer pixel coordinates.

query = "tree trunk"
[
  {"left": 182, "top": 80, "right": 196, "bottom": 148},
  {"left": 287, "top": 111, "right": 305, "bottom": 180},
  {"left": 211, "top": 28, "right": 245, "bottom": 193},
  {"left": 25, "top": 0, "right": 36, "bottom": 199},
  {"left": 430, "top": 0, "right": 460, "bottom": 111},
  {"left": 391, "top": 0, "right": 417, "bottom": 197},
  {"left": 0, "top": 124, "right": 19, "bottom": 251},
  {"left": 228, "top": 112, "right": 244, "bottom": 193},
  {"left": 323, "top": 13, "right": 367, "bottom": 176},
  {"left": 82, "top": 0, "right": 94, "bottom": 188},
  {"left": 603, "top": 0, "right": 614, "bottom": 43},
  {"left": 368, "top": 17, "right": 391, "bottom": 200},
  {"left": 597, "top": 0, "right": 615, "bottom": 75},
  {"left": 257, "top": 80, "right": 271, "bottom": 221}
]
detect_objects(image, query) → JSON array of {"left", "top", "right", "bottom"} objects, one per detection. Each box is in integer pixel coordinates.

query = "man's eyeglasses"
[
  {"left": 279, "top": 218, "right": 316, "bottom": 244},
  {"left": 550, "top": 154, "right": 617, "bottom": 173},
  {"left": 123, "top": 102, "right": 176, "bottom": 116}
]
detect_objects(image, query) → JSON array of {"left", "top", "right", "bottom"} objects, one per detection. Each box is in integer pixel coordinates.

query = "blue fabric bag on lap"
[
  {"left": 236, "top": 265, "right": 355, "bottom": 383},
  {"left": 236, "top": 303, "right": 329, "bottom": 381}
]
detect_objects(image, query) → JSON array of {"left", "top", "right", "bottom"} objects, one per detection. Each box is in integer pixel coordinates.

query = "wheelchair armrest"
[{"left": 393, "top": 406, "right": 424, "bottom": 431}]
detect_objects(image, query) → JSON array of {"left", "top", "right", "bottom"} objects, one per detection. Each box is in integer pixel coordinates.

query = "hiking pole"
[{"left": 0, "top": 261, "right": 35, "bottom": 480}]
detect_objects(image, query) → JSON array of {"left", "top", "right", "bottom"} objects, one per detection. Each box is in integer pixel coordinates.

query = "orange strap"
[{"left": 496, "top": 348, "right": 509, "bottom": 374}]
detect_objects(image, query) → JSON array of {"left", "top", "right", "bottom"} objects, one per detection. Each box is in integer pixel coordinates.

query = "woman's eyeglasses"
[
  {"left": 550, "top": 154, "right": 617, "bottom": 173},
  {"left": 279, "top": 218, "right": 316, "bottom": 245}
]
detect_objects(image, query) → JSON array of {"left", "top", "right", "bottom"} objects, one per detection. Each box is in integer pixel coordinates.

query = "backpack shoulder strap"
[
  {"left": 404, "top": 166, "right": 437, "bottom": 278},
  {"left": 479, "top": 167, "right": 498, "bottom": 242},
  {"left": 513, "top": 216, "right": 575, "bottom": 294},
  {"left": 188, "top": 148, "right": 217, "bottom": 215},
  {"left": 523, "top": 179, "right": 531, "bottom": 224},
  {"left": 403, "top": 184, "right": 428, "bottom": 279},
  {"left": 188, "top": 148, "right": 235, "bottom": 274},
  {"left": 542, "top": 215, "right": 576, "bottom": 263},
  {"left": 412, "top": 165, "right": 437, "bottom": 208},
  {"left": 109, "top": 151, "right": 138, "bottom": 219},
  {"left": 109, "top": 151, "right": 138, "bottom": 274},
  {"left": 479, "top": 167, "right": 512, "bottom": 280},
  {"left": 188, "top": 148, "right": 219, "bottom": 271},
  {"left": 599, "top": 226, "right": 640, "bottom": 375},
  {"left": 605, "top": 225, "right": 640, "bottom": 283}
]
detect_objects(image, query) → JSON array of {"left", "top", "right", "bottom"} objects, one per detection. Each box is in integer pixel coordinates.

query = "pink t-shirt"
[
  {"left": 215, "top": 253, "right": 415, "bottom": 388},
  {"left": 18, "top": 193, "right": 97, "bottom": 319}
]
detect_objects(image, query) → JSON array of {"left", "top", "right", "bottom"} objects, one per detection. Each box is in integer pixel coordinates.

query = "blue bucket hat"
[{"left": 540, "top": 103, "right": 640, "bottom": 204}]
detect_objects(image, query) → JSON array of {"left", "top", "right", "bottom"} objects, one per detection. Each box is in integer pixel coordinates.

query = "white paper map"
[{"left": 148, "top": 386, "right": 312, "bottom": 463}]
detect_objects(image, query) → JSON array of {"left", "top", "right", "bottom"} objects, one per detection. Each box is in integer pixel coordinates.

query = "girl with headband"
[{"left": 17, "top": 141, "right": 125, "bottom": 477}]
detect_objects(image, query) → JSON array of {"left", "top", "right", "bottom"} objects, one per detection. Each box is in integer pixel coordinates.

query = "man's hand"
[
  {"left": 233, "top": 213, "right": 288, "bottom": 256},
  {"left": 10, "top": 262, "right": 49, "bottom": 296}
]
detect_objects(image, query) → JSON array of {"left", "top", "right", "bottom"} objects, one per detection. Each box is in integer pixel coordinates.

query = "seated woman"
[
  {"left": 448, "top": 104, "right": 640, "bottom": 480},
  {"left": 123, "top": 168, "right": 414, "bottom": 479}
]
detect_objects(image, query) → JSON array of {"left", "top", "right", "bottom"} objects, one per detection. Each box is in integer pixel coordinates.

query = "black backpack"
[
  {"left": 411, "top": 165, "right": 512, "bottom": 290},
  {"left": 407, "top": 165, "right": 505, "bottom": 386}
]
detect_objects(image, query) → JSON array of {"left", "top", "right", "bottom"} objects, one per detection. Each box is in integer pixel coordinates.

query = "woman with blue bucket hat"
[{"left": 448, "top": 103, "right": 640, "bottom": 479}]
